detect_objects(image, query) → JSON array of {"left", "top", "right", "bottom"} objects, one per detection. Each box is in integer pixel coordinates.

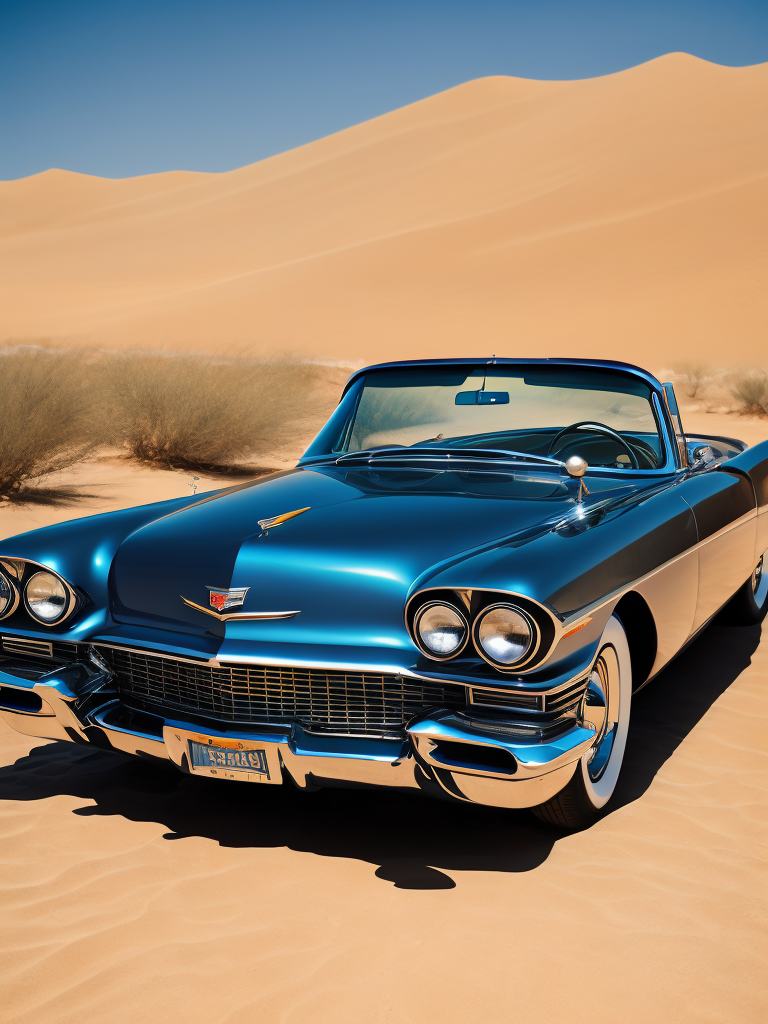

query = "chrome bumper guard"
[{"left": 0, "top": 661, "right": 595, "bottom": 810}]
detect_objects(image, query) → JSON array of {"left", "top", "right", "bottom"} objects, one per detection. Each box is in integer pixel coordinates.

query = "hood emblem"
[
  {"left": 207, "top": 586, "right": 249, "bottom": 612},
  {"left": 181, "top": 585, "right": 300, "bottom": 622},
  {"left": 258, "top": 506, "right": 310, "bottom": 534}
]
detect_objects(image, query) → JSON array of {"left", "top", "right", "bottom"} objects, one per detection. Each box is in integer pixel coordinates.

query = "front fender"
[
  {"left": 0, "top": 492, "right": 216, "bottom": 637},
  {"left": 418, "top": 481, "right": 696, "bottom": 619}
]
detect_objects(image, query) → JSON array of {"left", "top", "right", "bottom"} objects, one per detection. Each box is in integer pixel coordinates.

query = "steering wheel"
[{"left": 546, "top": 421, "right": 640, "bottom": 469}]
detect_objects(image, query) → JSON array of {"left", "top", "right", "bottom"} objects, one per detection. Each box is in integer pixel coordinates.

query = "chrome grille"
[
  {"left": 470, "top": 687, "right": 542, "bottom": 712},
  {"left": 0, "top": 635, "right": 81, "bottom": 661},
  {"left": 103, "top": 647, "right": 468, "bottom": 737},
  {"left": 546, "top": 676, "right": 589, "bottom": 715},
  {"left": 470, "top": 675, "right": 588, "bottom": 717},
  {"left": 2, "top": 637, "right": 53, "bottom": 658}
]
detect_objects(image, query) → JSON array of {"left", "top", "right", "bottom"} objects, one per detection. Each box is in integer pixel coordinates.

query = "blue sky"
[{"left": 1, "top": 0, "right": 766, "bottom": 180}]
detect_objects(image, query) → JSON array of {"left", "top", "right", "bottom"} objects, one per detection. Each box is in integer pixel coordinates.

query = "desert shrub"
[
  {"left": 101, "top": 353, "right": 336, "bottom": 471},
  {"left": 0, "top": 350, "right": 97, "bottom": 497},
  {"left": 676, "top": 363, "right": 709, "bottom": 400},
  {"left": 730, "top": 370, "right": 768, "bottom": 417}
]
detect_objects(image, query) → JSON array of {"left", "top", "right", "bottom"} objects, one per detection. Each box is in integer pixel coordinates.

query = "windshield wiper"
[{"left": 335, "top": 446, "right": 565, "bottom": 469}]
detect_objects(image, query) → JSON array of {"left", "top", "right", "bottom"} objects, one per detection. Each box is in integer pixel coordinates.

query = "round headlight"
[
  {"left": 414, "top": 602, "right": 468, "bottom": 658},
  {"left": 475, "top": 604, "right": 537, "bottom": 667},
  {"left": 0, "top": 571, "right": 14, "bottom": 618},
  {"left": 25, "top": 571, "right": 69, "bottom": 624}
]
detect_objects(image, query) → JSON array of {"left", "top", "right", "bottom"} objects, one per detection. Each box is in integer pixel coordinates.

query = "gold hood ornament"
[{"left": 258, "top": 506, "right": 310, "bottom": 535}]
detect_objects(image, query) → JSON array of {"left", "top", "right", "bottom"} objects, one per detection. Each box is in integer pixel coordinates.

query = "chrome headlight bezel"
[
  {"left": 406, "top": 588, "right": 557, "bottom": 673},
  {"left": 472, "top": 602, "right": 541, "bottom": 670},
  {"left": 0, "top": 568, "right": 20, "bottom": 621},
  {"left": 23, "top": 570, "right": 77, "bottom": 626},
  {"left": 413, "top": 600, "right": 470, "bottom": 661}
]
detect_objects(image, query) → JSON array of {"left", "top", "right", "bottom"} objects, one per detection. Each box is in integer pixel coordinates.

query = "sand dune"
[
  {"left": 1, "top": 53, "right": 766, "bottom": 366},
  {"left": 1, "top": 52, "right": 767, "bottom": 1024}
]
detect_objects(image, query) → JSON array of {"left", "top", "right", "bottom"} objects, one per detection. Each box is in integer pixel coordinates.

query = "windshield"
[{"left": 306, "top": 364, "right": 665, "bottom": 470}]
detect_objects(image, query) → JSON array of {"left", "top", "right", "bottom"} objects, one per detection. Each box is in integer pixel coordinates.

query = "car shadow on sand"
[{"left": 0, "top": 620, "right": 761, "bottom": 889}]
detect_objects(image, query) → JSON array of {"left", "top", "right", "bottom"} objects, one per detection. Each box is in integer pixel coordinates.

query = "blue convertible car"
[{"left": 1, "top": 359, "right": 767, "bottom": 827}]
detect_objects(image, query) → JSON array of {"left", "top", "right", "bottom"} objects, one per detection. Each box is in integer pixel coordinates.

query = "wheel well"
[{"left": 613, "top": 591, "right": 657, "bottom": 690}]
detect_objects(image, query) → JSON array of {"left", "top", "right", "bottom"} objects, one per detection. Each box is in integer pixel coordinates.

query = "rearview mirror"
[{"left": 455, "top": 390, "right": 509, "bottom": 406}]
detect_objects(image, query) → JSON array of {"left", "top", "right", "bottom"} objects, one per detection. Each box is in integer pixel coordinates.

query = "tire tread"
[{"left": 532, "top": 770, "right": 597, "bottom": 829}]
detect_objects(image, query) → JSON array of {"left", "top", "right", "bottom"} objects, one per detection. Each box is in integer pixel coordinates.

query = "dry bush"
[
  {"left": 730, "top": 370, "right": 768, "bottom": 417},
  {"left": 0, "top": 350, "right": 97, "bottom": 498},
  {"left": 101, "top": 353, "right": 337, "bottom": 471},
  {"left": 676, "top": 362, "right": 710, "bottom": 400}
]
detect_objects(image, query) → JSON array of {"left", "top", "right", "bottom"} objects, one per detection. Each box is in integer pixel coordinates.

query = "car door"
[
  {"left": 722, "top": 440, "right": 768, "bottom": 564},
  {"left": 678, "top": 466, "right": 757, "bottom": 632}
]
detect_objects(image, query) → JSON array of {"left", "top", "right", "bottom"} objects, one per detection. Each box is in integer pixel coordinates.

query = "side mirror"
[{"left": 691, "top": 444, "right": 715, "bottom": 467}]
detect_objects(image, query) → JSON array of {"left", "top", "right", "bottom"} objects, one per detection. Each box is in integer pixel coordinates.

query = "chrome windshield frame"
[{"left": 301, "top": 361, "right": 678, "bottom": 477}]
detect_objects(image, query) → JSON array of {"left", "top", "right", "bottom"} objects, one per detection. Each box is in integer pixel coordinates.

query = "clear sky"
[{"left": 1, "top": 0, "right": 766, "bottom": 180}]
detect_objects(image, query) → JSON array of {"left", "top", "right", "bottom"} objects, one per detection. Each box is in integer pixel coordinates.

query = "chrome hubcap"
[{"left": 582, "top": 645, "right": 620, "bottom": 782}]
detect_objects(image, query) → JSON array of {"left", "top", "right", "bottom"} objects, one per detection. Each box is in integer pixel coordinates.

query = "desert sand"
[
  {"left": 1, "top": 51, "right": 767, "bottom": 1024},
  {"left": 1, "top": 615, "right": 766, "bottom": 1024},
  {"left": 1, "top": 53, "right": 766, "bottom": 366}
]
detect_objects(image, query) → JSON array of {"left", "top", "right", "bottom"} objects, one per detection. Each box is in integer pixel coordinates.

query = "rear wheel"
[
  {"left": 724, "top": 550, "right": 768, "bottom": 625},
  {"left": 533, "top": 615, "right": 632, "bottom": 829}
]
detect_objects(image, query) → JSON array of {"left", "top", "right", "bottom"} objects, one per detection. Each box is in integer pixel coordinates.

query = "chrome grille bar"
[
  {"left": 2, "top": 637, "right": 54, "bottom": 658},
  {"left": 103, "top": 647, "right": 469, "bottom": 737}
]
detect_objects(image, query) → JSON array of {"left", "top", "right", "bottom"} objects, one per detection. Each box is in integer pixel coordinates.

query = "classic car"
[{"left": 1, "top": 358, "right": 766, "bottom": 827}]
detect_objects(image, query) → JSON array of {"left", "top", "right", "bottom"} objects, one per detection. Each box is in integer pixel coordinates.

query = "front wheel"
[
  {"left": 533, "top": 615, "right": 632, "bottom": 829},
  {"left": 723, "top": 550, "right": 768, "bottom": 625}
]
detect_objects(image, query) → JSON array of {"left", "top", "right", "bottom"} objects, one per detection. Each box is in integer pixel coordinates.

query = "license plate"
[{"left": 189, "top": 741, "right": 271, "bottom": 780}]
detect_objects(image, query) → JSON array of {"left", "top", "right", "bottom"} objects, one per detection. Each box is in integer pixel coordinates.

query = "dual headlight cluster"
[
  {"left": 0, "top": 565, "right": 73, "bottom": 625},
  {"left": 412, "top": 599, "right": 540, "bottom": 669}
]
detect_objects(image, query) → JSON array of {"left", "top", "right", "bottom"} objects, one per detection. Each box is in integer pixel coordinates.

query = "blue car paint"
[
  {"left": 1, "top": 357, "right": 766, "bottom": 689},
  {"left": 0, "top": 461, "right": 657, "bottom": 676}
]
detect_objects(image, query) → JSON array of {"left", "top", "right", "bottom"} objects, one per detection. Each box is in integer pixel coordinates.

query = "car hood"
[{"left": 110, "top": 463, "right": 585, "bottom": 648}]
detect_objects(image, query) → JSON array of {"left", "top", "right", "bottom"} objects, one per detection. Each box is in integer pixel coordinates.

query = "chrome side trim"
[
  {"left": 564, "top": 506, "right": 756, "bottom": 629},
  {"left": 693, "top": 506, "right": 757, "bottom": 548},
  {"left": 691, "top": 505, "right": 757, "bottom": 633},
  {"left": 404, "top": 501, "right": 757, "bottom": 677},
  {"left": 521, "top": 505, "right": 759, "bottom": 671}
]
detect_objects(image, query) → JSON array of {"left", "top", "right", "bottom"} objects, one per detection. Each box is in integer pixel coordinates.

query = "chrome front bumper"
[{"left": 0, "top": 661, "right": 596, "bottom": 810}]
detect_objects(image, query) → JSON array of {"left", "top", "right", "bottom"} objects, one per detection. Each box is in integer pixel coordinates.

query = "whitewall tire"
[
  {"left": 533, "top": 614, "right": 632, "bottom": 828},
  {"left": 725, "top": 549, "right": 768, "bottom": 625}
]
